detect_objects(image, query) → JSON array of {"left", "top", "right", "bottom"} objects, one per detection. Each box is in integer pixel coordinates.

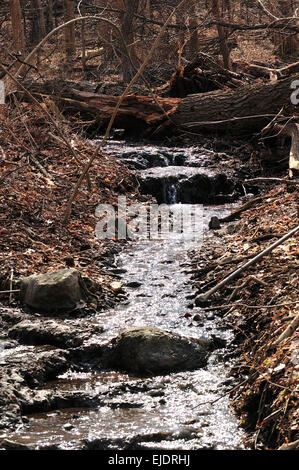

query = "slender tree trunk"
[
  {"left": 274, "top": 0, "right": 299, "bottom": 56},
  {"left": 29, "top": 0, "right": 46, "bottom": 47},
  {"left": 188, "top": 5, "right": 199, "bottom": 58},
  {"left": 81, "top": 20, "right": 87, "bottom": 72},
  {"left": 10, "top": 0, "right": 25, "bottom": 57},
  {"left": 210, "top": 0, "right": 232, "bottom": 70},
  {"left": 47, "top": 0, "right": 54, "bottom": 33},
  {"left": 121, "top": 0, "right": 140, "bottom": 83},
  {"left": 64, "top": 0, "right": 75, "bottom": 59}
]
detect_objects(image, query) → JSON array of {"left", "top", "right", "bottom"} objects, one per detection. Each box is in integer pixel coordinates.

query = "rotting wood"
[
  {"left": 70, "top": 89, "right": 180, "bottom": 126},
  {"left": 219, "top": 191, "right": 282, "bottom": 223}
]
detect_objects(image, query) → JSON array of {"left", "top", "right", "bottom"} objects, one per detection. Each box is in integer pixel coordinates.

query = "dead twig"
[{"left": 272, "top": 314, "right": 299, "bottom": 346}]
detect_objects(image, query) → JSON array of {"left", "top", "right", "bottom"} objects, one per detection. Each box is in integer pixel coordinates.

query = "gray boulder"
[
  {"left": 108, "top": 326, "right": 213, "bottom": 375},
  {"left": 20, "top": 268, "right": 83, "bottom": 313}
]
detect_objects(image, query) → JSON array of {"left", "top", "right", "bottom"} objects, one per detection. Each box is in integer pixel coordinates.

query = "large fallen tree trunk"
[
  {"left": 69, "top": 89, "right": 180, "bottom": 125},
  {"left": 19, "top": 75, "right": 298, "bottom": 136},
  {"left": 20, "top": 78, "right": 180, "bottom": 131},
  {"left": 172, "top": 73, "right": 299, "bottom": 134}
]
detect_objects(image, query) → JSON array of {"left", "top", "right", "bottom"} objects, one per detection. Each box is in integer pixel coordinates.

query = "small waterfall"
[{"left": 167, "top": 182, "right": 177, "bottom": 204}]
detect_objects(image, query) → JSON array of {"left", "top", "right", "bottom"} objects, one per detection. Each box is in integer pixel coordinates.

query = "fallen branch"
[
  {"left": 28, "top": 154, "right": 55, "bottom": 186},
  {"left": 195, "top": 300, "right": 299, "bottom": 312},
  {"left": 248, "top": 61, "right": 299, "bottom": 80},
  {"left": 273, "top": 314, "right": 299, "bottom": 346},
  {"left": 220, "top": 191, "right": 282, "bottom": 223},
  {"left": 0, "top": 290, "right": 20, "bottom": 294},
  {"left": 245, "top": 178, "right": 299, "bottom": 185},
  {"left": 195, "top": 225, "right": 299, "bottom": 305}
]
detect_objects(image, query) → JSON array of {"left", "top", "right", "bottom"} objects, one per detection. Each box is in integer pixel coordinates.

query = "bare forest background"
[{"left": 2, "top": 1, "right": 299, "bottom": 87}]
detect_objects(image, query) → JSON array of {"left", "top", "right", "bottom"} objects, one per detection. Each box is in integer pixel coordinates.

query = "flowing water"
[{"left": 1, "top": 141, "right": 245, "bottom": 450}]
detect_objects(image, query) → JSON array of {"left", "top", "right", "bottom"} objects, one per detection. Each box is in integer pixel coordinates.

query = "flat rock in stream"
[
  {"left": 20, "top": 268, "right": 84, "bottom": 313},
  {"left": 108, "top": 326, "right": 213, "bottom": 375},
  {"left": 7, "top": 319, "right": 102, "bottom": 349}
]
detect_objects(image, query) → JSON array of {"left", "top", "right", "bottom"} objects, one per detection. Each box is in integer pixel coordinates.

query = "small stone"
[
  {"left": 126, "top": 281, "right": 142, "bottom": 288},
  {"left": 110, "top": 281, "right": 123, "bottom": 293},
  {"left": 209, "top": 216, "right": 221, "bottom": 230},
  {"left": 194, "top": 294, "right": 211, "bottom": 307},
  {"left": 63, "top": 423, "right": 75, "bottom": 431}
]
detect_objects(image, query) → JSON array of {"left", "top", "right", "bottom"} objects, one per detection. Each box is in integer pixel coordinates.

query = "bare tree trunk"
[
  {"left": 176, "top": 8, "right": 186, "bottom": 62},
  {"left": 64, "top": 0, "right": 75, "bottom": 60},
  {"left": 47, "top": 0, "right": 54, "bottom": 33},
  {"left": 10, "top": 0, "right": 25, "bottom": 57},
  {"left": 210, "top": 0, "right": 232, "bottom": 70},
  {"left": 81, "top": 20, "right": 87, "bottom": 72},
  {"left": 274, "top": 0, "right": 299, "bottom": 56},
  {"left": 188, "top": 5, "right": 199, "bottom": 58},
  {"left": 121, "top": 0, "right": 140, "bottom": 83},
  {"left": 30, "top": 0, "right": 46, "bottom": 46}
]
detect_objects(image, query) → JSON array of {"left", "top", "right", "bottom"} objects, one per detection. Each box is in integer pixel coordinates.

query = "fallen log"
[
  {"left": 70, "top": 89, "right": 180, "bottom": 125},
  {"left": 172, "top": 73, "right": 299, "bottom": 134},
  {"left": 165, "top": 54, "right": 248, "bottom": 98},
  {"left": 20, "top": 78, "right": 180, "bottom": 131},
  {"left": 19, "top": 75, "right": 298, "bottom": 136}
]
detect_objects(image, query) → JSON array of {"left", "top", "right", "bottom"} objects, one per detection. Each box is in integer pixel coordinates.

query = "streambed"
[{"left": 0, "top": 141, "right": 246, "bottom": 450}]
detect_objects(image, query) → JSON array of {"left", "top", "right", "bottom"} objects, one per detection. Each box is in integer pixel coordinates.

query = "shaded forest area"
[{"left": 0, "top": 0, "right": 298, "bottom": 452}]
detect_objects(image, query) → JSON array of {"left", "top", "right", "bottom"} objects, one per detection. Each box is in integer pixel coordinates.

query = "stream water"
[{"left": 1, "top": 141, "right": 245, "bottom": 450}]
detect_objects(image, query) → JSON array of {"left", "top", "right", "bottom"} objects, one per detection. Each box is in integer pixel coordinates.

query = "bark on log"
[
  {"left": 172, "top": 73, "right": 299, "bottom": 134},
  {"left": 19, "top": 78, "right": 180, "bottom": 130},
  {"left": 69, "top": 89, "right": 180, "bottom": 125},
  {"left": 19, "top": 76, "right": 299, "bottom": 136}
]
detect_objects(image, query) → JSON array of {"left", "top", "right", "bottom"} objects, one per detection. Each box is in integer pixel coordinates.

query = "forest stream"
[{"left": 0, "top": 140, "right": 246, "bottom": 450}]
